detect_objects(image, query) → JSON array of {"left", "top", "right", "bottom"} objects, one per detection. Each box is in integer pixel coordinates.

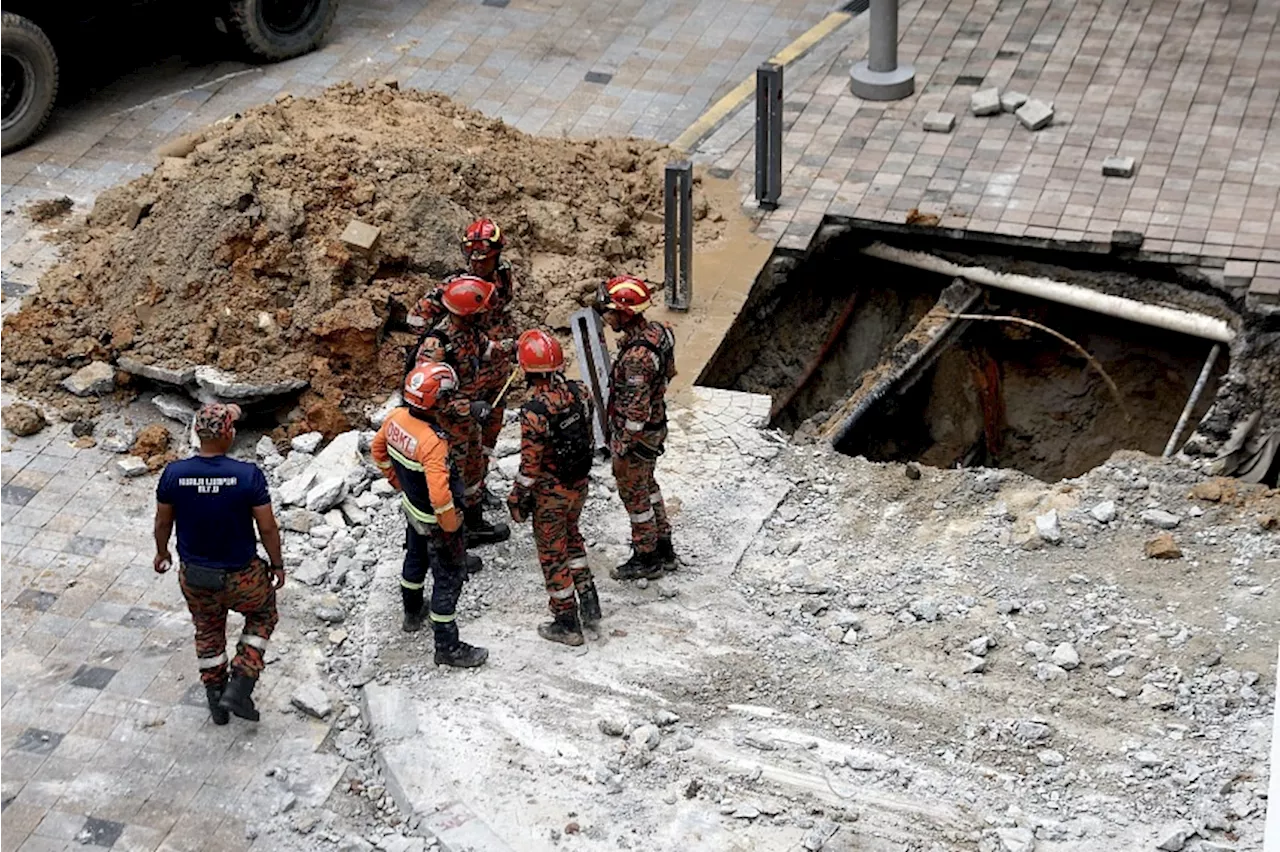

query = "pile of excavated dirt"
[{"left": 1, "top": 82, "right": 724, "bottom": 435}]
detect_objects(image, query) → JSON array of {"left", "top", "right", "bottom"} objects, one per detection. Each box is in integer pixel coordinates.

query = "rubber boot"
[
  {"left": 206, "top": 683, "right": 230, "bottom": 726},
  {"left": 431, "top": 620, "right": 489, "bottom": 668},
  {"left": 401, "top": 585, "right": 425, "bottom": 633},
  {"left": 217, "top": 672, "right": 260, "bottom": 722},
  {"left": 464, "top": 505, "right": 510, "bottom": 547},
  {"left": 657, "top": 536, "right": 679, "bottom": 572},
  {"left": 465, "top": 553, "right": 483, "bottom": 576},
  {"left": 578, "top": 582, "right": 603, "bottom": 627},
  {"left": 538, "top": 610, "right": 584, "bottom": 646},
  {"left": 611, "top": 549, "right": 664, "bottom": 581}
]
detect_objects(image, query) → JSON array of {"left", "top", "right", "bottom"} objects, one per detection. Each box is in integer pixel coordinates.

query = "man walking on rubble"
[
  {"left": 154, "top": 403, "right": 285, "bottom": 725},
  {"left": 408, "top": 274, "right": 513, "bottom": 547},
  {"left": 371, "top": 362, "right": 489, "bottom": 668},
  {"left": 594, "top": 275, "right": 680, "bottom": 581},
  {"left": 409, "top": 218, "right": 519, "bottom": 507},
  {"left": 507, "top": 329, "right": 602, "bottom": 646}
]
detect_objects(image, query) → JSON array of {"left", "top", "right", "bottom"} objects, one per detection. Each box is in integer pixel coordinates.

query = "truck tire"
[
  {"left": 1, "top": 13, "right": 58, "bottom": 154},
  {"left": 228, "top": 0, "right": 337, "bottom": 61}
]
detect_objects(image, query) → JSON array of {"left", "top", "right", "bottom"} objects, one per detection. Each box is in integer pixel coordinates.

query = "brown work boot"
[{"left": 537, "top": 611, "right": 584, "bottom": 646}]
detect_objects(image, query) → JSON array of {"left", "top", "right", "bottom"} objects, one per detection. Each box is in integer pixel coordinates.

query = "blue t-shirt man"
[{"left": 156, "top": 455, "right": 271, "bottom": 570}]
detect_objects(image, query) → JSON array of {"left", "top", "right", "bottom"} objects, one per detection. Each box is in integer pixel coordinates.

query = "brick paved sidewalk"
[
  {"left": 1, "top": 419, "right": 341, "bottom": 852},
  {"left": 703, "top": 0, "right": 1280, "bottom": 299}
]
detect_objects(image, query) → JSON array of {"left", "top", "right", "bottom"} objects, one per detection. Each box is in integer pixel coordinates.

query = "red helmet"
[
  {"left": 441, "top": 275, "right": 495, "bottom": 316},
  {"left": 403, "top": 362, "right": 458, "bottom": 410},
  {"left": 461, "top": 218, "right": 505, "bottom": 261},
  {"left": 595, "top": 275, "right": 652, "bottom": 317},
  {"left": 517, "top": 329, "right": 564, "bottom": 373}
]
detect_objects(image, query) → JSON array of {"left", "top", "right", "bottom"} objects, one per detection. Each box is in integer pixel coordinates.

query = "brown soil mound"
[{"left": 2, "top": 82, "right": 721, "bottom": 434}]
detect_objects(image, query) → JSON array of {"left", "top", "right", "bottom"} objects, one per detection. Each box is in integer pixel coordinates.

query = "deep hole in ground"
[{"left": 702, "top": 237, "right": 1231, "bottom": 482}]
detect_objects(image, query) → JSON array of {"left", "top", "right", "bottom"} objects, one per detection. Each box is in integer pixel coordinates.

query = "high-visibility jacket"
[{"left": 370, "top": 408, "right": 461, "bottom": 533}]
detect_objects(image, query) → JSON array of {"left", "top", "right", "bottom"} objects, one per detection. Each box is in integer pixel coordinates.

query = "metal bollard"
[
  {"left": 755, "top": 62, "right": 783, "bottom": 210},
  {"left": 569, "top": 307, "right": 612, "bottom": 451},
  {"left": 848, "top": 0, "right": 915, "bottom": 100},
  {"left": 664, "top": 161, "right": 693, "bottom": 311}
]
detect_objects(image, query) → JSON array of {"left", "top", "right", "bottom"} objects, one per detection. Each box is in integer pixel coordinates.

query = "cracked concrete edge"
[{"left": 361, "top": 684, "right": 515, "bottom": 852}]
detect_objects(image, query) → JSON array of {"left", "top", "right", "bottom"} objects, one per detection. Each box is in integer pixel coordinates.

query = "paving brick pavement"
[
  {"left": 0, "top": 0, "right": 837, "bottom": 294},
  {"left": 0, "top": 417, "right": 343, "bottom": 852},
  {"left": 701, "top": 0, "right": 1280, "bottom": 288}
]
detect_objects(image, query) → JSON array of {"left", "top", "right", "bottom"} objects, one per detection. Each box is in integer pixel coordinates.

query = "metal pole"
[
  {"left": 663, "top": 164, "right": 678, "bottom": 297},
  {"left": 755, "top": 63, "right": 782, "bottom": 210},
  {"left": 678, "top": 163, "right": 693, "bottom": 311},
  {"left": 1163, "top": 343, "right": 1222, "bottom": 457},
  {"left": 849, "top": 0, "right": 915, "bottom": 100},
  {"left": 570, "top": 307, "right": 612, "bottom": 451}
]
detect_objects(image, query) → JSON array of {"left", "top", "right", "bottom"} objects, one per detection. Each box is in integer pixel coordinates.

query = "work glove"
[{"left": 470, "top": 400, "right": 493, "bottom": 422}]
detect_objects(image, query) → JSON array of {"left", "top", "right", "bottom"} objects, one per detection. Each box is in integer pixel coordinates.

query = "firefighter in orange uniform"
[{"left": 371, "top": 363, "right": 488, "bottom": 668}]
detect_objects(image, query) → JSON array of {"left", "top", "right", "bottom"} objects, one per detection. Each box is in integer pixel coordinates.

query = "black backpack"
[{"left": 525, "top": 382, "right": 594, "bottom": 484}]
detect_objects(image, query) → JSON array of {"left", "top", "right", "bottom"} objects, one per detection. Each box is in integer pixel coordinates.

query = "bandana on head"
[{"left": 194, "top": 403, "right": 241, "bottom": 440}]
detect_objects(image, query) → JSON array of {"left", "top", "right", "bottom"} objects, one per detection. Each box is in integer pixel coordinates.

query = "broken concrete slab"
[
  {"left": 1000, "top": 91, "right": 1028, "bottom": 112},
  {"left": 116, "top": 456, "right": 149, "bottom": 478},
  {"left": 1141, "top": 509, "right": 1181, "bottom": 529},
  {"left": 279, "top": 470, "right": 318, "bottom": 506},
  {"left": 340, "top": 220, "right": 382, "bottom": 253},
  {"left": 193, "top": 366, "right": 307, "bottom": 403},
  {"left": 922, "top": 111, "right": 956, "bottom": 133},
  {"left": 1015, "top": 99, "right": 1054, "bottom": 130},
  {"left": 62, "top": 361, "right": 116, "bottom": 396},
  {"left": 292, "top": 432, "right": 324, "bottom": 454},
  {"left": 291, "top": 684, "right": 334, "bottom": 719},
  {"left": 1102, "top": 155, "right": 1136, "bottom": 177},
  {"left": 152, "top": 393, "right": 196, "bottom": 424},
  {"left": 306, "top": 478, "right": 346, "bottom": 513},
  {"left": 116, "top": 356, "right": 197, "bottom": 387},
  {"left": 970, "top": 87, "right": 1001, "bottom": 116}
]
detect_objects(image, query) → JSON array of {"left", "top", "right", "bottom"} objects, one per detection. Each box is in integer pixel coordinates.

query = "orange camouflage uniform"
[
  {"left": 607, "top": 319, "right": 676, "bottom": 555},
  {"left": 510, "top": 377, "right": 594, "bottom": 616}
]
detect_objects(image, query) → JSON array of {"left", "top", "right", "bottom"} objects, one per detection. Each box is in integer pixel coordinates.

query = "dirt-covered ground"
[
  {"left": 232, "top": 386, "right": 1278, "bottom": 852},
  {"left": 1, "top": 82, "right": 724, "bottom": 436}
]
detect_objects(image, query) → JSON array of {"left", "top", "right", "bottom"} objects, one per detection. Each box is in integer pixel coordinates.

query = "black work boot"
[
  {"left": 431, "top": 621, "right": 489, "bottom": 668},
  {"left": 218, "top": 672, "right": 260, "bottom": 722},
  {"left": 657, "top": 536, "right": 679, "bottom": 572},
  {"left": 611, "top": 549, "right": 664, "bottom": 581},
  {"left": 464, "top": 505, "right": 511, "bottom": 547},
  {"left": 538, "top": 610, "right": 584, "bottom": 646},
  {"left": 401, "top": 585, "right": 425, "bottom": 633},
  {"left": 465, "top": 553, "right": 484, "bottom": 576},
  {"left": 578, "top": 582, "right": 603, "bottom": 627},
  {"left": 205, "top": 683, "right": 230, "bottom": 726}
]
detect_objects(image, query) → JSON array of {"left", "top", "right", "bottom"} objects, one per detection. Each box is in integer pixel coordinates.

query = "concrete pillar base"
[{"left": 849, "top": 61, "right": 916, "bottom": 100}]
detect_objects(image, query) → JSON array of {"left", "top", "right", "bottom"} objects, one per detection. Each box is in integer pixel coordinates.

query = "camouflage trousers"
[
  {"left": 532, "top": 480, "right": 591, "bottom": 615},
  {"left": 179, "top": 558, "right": 278, "bottom": 686},
  {"left": 441, "top": 410, "right": 486, "bottom": 510},
  {"left": 612, "top": 443, "right": 671, "bottom": 554},
  {"left": 478, "top": 403, "right": 505, "bottom": 488}
]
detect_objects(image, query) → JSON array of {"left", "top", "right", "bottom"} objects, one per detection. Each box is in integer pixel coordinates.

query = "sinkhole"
[{"left": 700, "top": 230, "right": 1232, "bottom": 483}]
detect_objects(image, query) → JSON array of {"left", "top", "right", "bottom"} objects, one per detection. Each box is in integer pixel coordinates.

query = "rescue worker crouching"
[
  {"left": 407, "top": 275, "right": 514, "bottom": 548},
  {"left": 594, "top": 275, "right": 680, "bottom": 581},
  {"left": 371, "top": 363, "right": 489, "bottom": 668},
  {"left": 408, "top": 218, "right": 519, "bottom": 510},
  {"left": 153, "top": 403, "right": 285, "bottom": 725},
  {"left": 508, "top": 329, "right": 602, "bottom": 646}
]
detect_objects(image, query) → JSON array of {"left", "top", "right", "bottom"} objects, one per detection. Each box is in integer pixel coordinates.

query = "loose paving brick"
[
  {"left": 922, "top": 112, "right": 956, "bottom": 133},
  {"left": 1102, "top": 156, "right": 1136, "bottom": 178},
  {"left": 1014, "top": 98, "right": 1054, "bottom": 131},
  {"left": 969, "top": 87, "right": 1001, "bottom": 116}
]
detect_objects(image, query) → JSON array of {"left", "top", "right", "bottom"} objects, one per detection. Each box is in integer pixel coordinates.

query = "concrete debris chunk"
[
  {"left": 1142, "top": 509, "right": 1181, "bottom": 529},
  {"left": 970, "top": 87, "right": 1002, "bottom": 116},
  {"left": 964, "top": 654, "right": 988, "bottom": 674},
  {"left": 1138, "top": 684, "right": 1176, "bottom": 710},
  {"left": 630, "top": 724, "right": 661, "bottom": 751},
  {"left": 193, "top": 366, "right": 307, "bottom": 403},
  {"left": 152, "top": 393, "right": 196, "bottom": 424},
  {"left": 1090, "top": 500, "right": 1116, "bottom": 523},
  {"left": 969, "top": 635, "right": 994, "bottom": 656},
  {"left": 116, "top": 456, "right": 149, "bottom": 477},
  {"left": 279, "top": 470, "right": 317, "bottom": 506},
  {"left": 995, "top": 826, "right": 1035, "bottom": 852},
  {"left": 305, "top": 478, "right": 346, "bottom": 513},
  {"left": 1051, "top": 642, "right": 1079, "bottom": 670},
  {"left": 598, "top": 718, "right": 626, "bottom": 737},
  {"left": 1000, "top": 91, "right": 1028, "bottom": 112},
  {"left": 1145, "top": 533, "right": 1183, "bottom": 560},
  {"left": 117, "top": 356, "right": 196, "bottom": 386},
  {"left": 340, "top": 220, "right": 382, "bottom": 253},
  {"left": 1156, "top": 824, "right": 1195, "bottom": 851},
  {"left": 923, "top": 111, "right": 956, "bottom": 132},
  {"left": 256, "top": 435, "right": 281, "bottom": 459},
  {"left": 1037, "top": 749, "right": 1065, "bottom": 766},
  {"left": 1015, "top": 99, "right": 1054, "bottom": 130},
  {"left": 371, "top": 478, "right": 396, "bottom": 496},
  {"left": 1034, "top": 510, "right": 1062, "bottom": 543},
  {"left": 1102, "top": 155, "right": 1136, "bottom": 177},
  {"left": 292, "top": 431, "right": 324, "bottom": 454},
  {"left": 1014, "top": 720, "right": 1051, "bottom": 743},
  {"left": 910, "top": 599, "right": 940, "bottom": 622},
  {"left": 293, "top": 560, "right": 328, "bottom": 587},
  {"left": 62, "top": 361, "right": 116, "bottom": 396},
  {"left": 291, "top": 684, "right": 333, "bottom": 719}
]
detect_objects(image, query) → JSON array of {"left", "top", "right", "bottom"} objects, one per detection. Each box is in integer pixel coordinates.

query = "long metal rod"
[
  {"left": 663, "top": 165, "right": 678, "bottom": 295},
  {"left": 1163, "top": 343, "right": 1222, "bottom": 457},
  {"left": 861, "top": 243, "right": 1236, "bottom": 343},
  {"left": 678, "top": 164, "right": 693, "bottom": 310}
]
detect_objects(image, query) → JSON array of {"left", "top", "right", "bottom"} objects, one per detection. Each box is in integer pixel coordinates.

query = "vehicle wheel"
[
  {"left": 227, "top": 0, "right": 337, "bottom": 61},
  {"left": 1, "top": 13, "right": 59, "bottom": 154}
]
